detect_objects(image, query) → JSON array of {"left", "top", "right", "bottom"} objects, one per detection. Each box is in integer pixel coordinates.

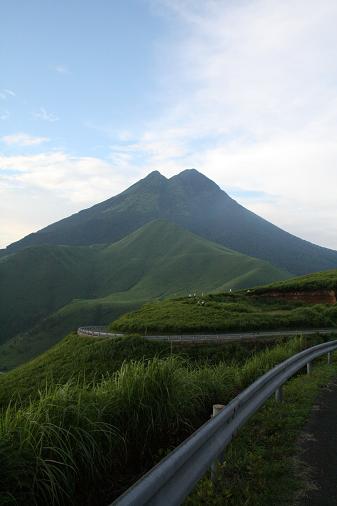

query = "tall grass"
[{"left": 0, "top": 337, "right": 310, "bottom": 505}]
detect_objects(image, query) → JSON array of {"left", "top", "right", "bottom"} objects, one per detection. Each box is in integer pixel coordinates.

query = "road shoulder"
[{"left": 296, "top": 376, "right": 337, "bottom": 506}]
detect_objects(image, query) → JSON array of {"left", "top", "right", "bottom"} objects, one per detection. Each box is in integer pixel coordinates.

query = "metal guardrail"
[
  {"left": 77, "top": 326, "right": 123, "bottom": 338},
  {"left": 78, "top": 326, "right": 337, "bottom": 343},
  {"left": 112, "top": 339, "right": 337, "bottom": 506}
]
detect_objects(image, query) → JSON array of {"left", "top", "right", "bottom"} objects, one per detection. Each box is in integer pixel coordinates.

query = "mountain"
[
  {"left": 7, "top": 169, "right": 337, "bottom": 275},
  {"left": 0, "top": 219, "right": 289, "bottom": 368}
]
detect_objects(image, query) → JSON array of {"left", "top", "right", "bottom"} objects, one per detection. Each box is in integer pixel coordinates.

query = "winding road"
[{"left": 77, "top": 326, "right": 337, "bottom": 343}]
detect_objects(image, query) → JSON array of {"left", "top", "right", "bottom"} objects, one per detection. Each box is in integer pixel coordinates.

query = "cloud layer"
[{"left": 1, "top": 133, "right": 49, "bottom": 146}]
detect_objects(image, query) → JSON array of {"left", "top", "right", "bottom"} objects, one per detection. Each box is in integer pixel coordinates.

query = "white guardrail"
[{"left": 110, "top": 338, "right": 337, "bottom": 505}]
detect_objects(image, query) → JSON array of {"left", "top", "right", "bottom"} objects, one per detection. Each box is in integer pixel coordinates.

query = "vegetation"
[
  {"left": 0, "top": 334, "right": 332, "bottom": 505},
  {"left": 0, "top": 297, "right": 141, "bottom": 371},
  {"left": 0, "top": 333, "right": 284, "bottom": 405},
  {"left": 252, "top": 267, "right": 337, "bottom": 293},
  {"left": 187, "top": 360, "right": 337, "bottom": 505},
  {"left": 111, "top": 292, "right": 337, "bottom": 334},
  {"left": 0, "top": 219, "right": 289, "bottom": 369},
  {"left": 8, "top": 169, "right": 337, "bottom": 276}
]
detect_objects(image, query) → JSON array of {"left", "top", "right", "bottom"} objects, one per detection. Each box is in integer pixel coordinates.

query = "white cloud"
[
  {"left": 0, "top": 89, "right": 15, "bottom": 100},
  {"left": 51, "top": 64, "right": 69, "bottom": 74},
  {"left": 3, "top": 89, "right": 15, "bottom": 97},
  {"left": 3, "top": 0, "right": 337, "bottom": 251},
  {"left": 33, "top": 107, "right": 59, "bottom": 122},
  {"left": 0, "top": 150, "right": 139, "bottom": 247},
  {"left": 0, "top": 110, "right": 9, "bottom": 120},
  {"left": 112, "top": 0, "right": 337, "bottom": 249},
  {"left": 1, "top": 133, "right": 49, "bottom": 147}
]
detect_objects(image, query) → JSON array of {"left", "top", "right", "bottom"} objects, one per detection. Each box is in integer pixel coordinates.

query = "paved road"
[
  {"left": 298, "top": 376, "right": 337, "bottom": 506},
  {"left": 77, "top": 326, "right": 337, "bottom": 343}
]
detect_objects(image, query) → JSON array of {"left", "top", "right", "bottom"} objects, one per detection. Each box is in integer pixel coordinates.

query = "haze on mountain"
[
  {"left": 7, "top": 169, "right": 337, "bottom": 276},
  {"left": 1, "top": 168, "right": 337, "bottom": 370}
]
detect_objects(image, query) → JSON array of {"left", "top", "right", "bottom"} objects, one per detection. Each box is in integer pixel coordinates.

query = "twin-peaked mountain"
[
  {"left": 7, "top": 169, "right": 337, "bottom": 275},
  {"left": 1, "top": 169, "right": 337, "bottom": 369}
]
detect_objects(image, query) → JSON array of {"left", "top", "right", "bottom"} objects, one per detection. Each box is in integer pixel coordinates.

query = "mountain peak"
[
  {"left": 169, "top": 168, "right": 221, "bottom": 193},
  {"left": 144, "top": 170, "right": 166, "bottom": 180},
  {"left": 144, "top": 170, "right": 166, "bottom": 179}
]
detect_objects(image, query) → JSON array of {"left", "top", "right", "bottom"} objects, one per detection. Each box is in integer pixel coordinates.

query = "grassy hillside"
[
  {"left": 111, "top": 291, "right": 337, "bottom": 334},
  {"left": 252, "top": 268, "right": 337, "bottom": 293},
  {"left": 0, "top": 219, "right": 289, "bottom": 366},
  {"left": 0, "top": 332, "right": 324, "bottom": 505},
  {"left": 8, "top": 169, "right": 337, "bottom": 276},
  {"left": 0, "top": 245, "right": 96, "bottom": 342},
  {"left": 0, "top": 296, "right": 142, "bottom": 371},
  {"left": 0, "top": 332, "right": 284, "bottom": 408},
  {"left": 111, "top": 270, "right": 337, "bottom": 334}
]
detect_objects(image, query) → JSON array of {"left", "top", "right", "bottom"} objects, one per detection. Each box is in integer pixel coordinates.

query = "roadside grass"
[
  {"left": 0, "top": 333, "right": 288, "bottom": 408},
  {"left": 0, "top": 336, "right": 319, "bottom": 505},
  {"left": 110, "top": 295, "right": 337, "bottom": 334},
  {"left": 186, "top": 359, "right": 337, "bottom": 506}
]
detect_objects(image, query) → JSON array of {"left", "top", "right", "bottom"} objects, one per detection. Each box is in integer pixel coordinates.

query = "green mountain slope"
[
  {"left": 111, "top": 269, "right": 337, "bottom": 335},
  {"left": 252, "top": 268, "right": 337, "bottom": 293},
  {"left": 0, "top": 220, "right": 290, "bottom": 368},
  {"left": 0, "top": 245, "right": 98, "bottom": 342},
  {"left": 0, "top": 296, "right": 141, "bottom": 370},
  {"left": 7, "top": 169, "right": 337, "bottom": 275}
]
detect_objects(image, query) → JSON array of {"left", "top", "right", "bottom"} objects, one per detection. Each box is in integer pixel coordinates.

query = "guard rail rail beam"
[{"left": 112, "top": 338, "right": 337, "bottom": 506}]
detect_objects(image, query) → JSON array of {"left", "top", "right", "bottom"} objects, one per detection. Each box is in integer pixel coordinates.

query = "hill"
[
  {"left": 111, "top": 269, "right": 337, "bottom": 334},
  {"left": 0, "top": 331, "right": 277, "bottom": 408},
  {"left": 6, "top": 169, "right": 337, "bottom": 275},
  {"left": 252, "top": 268, "right": 337, "bottom": 293},
  {"left": 0, "top": 220, "right": 289, "bottom": 369},
  {"left": 0, "top": 331, "right": 330, "bottom": 505}
]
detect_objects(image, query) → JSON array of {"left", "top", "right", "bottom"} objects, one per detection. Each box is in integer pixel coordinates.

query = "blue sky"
[
  {"left": 2, "top": 0, "right": 337, "bottom": 249},
  {"left": 1, "top": 0, "right": 166, "bottom": 156}
]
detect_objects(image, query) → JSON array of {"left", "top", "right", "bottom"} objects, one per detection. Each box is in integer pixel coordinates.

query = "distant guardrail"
[
  {"left": 112, "top": 339, "right": 337, "bottom": 505},
  {"left": 77, "top": 326, "right": 124, "bottom": 338},
  {"left": 78, "top": 326, "right": 337, "bottom": 343}
]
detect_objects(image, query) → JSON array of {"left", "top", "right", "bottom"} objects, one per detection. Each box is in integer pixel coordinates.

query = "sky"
[{"left": 1, "top": 0, "right": 337, "bottom": 249}]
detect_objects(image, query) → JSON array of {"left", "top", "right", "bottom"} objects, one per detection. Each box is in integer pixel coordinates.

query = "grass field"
[
  {"left": 0, "top": 333, "right": 284, "bottom": 407},
  {"left": 252, "top": 268, "right": 337, "bottom": 293},
  {"left": 0, "top": 333, "right": 333, "bottom": 505},
  {"left": 187, "top": 360, "right": 337, "bottom": 505},
  {"left": 110, "top": 292, "right": 337, "bottom": 334},
  {"left": 0, "top": 220, "right": 289, "bottom": 344},
  {"left": 0, "top": 220, "right": 290, "bottom": 370}
]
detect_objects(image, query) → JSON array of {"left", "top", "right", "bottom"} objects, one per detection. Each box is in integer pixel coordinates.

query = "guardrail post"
[
  {"left": 275, "top": 386, "right": 283, "bottom": 402},
  {"left": 328, "top": 352, "right": 332, "bottom": 365},
  {"left": 306, "top": 362, "right": 312, "bottom": 375},
  {"left": 211, "top": 404, "right": 225, "bottom": 482}
]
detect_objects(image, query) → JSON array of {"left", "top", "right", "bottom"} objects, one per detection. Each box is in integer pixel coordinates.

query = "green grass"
[
  {"left": 0, "top": 335, "right": 327, "bottom": 505},
  {"left": 0, "top": 219, "right": 290, "bottom": 369},
  {"left": 9, "top": 168, "right": 337, "bottom": 278},
  {"left": 111, "top": 293, "right": 337, "bottom": 334},
  {"left": 0, "top": 297, "right": 142, "bottom": 371},
  {"left": 186, "top": 359, "right": 337, "bottom": 505},
  {"left": 0, "top": 332, "right": 287, "bottom": 406},
  {"left": 252, "top": 268, "right": 337, "bottom": 293}
]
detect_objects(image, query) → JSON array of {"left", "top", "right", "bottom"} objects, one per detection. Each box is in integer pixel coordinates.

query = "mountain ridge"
[{"left": 6, "top": 169, "right": 337, "bottom": 275}]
